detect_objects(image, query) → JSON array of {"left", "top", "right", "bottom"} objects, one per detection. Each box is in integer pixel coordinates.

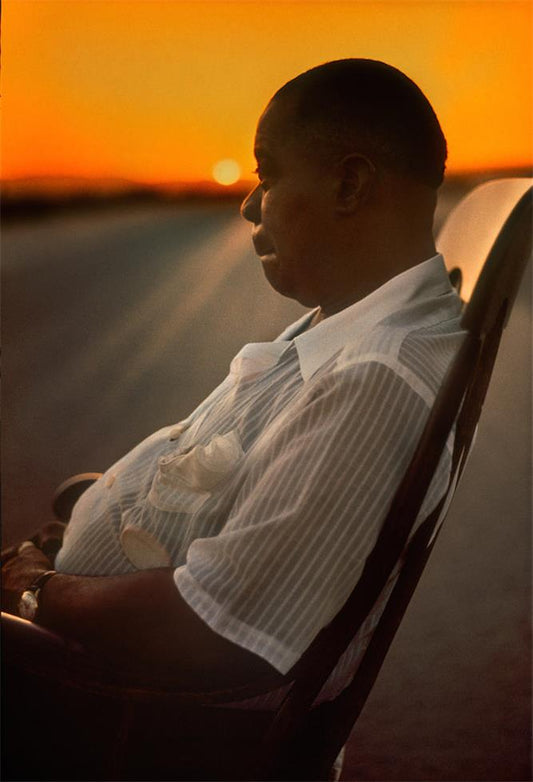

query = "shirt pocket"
[{"left": 147, "top": 429, "right": 244, "bottom": 514}]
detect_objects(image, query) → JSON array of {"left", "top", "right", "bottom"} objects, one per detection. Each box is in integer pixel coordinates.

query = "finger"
[
  {"left": 18, "top": 541, "right": 37, "bottom": 554},
  {"left": 11, "top": 545, "right": 53, "bottom": 570},
  {"left": 1, "top": 544, "right": 21, "bottom": 565},
  {"left": 42, "top": 541, "right": 63, "bottom": 561},
  {"left": 36, "top": 524, "right": 67, "bottom": 561},
  {"left": 30, "top": 521, "right": 68, "bottom": 550},
  {"left": 34, "top": 521, "right": 67, "bottom": 540}
]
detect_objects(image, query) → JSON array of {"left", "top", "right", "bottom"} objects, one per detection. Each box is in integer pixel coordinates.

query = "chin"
[
  {"left": 261, "top": 264, "right": 315, "bottom": 307},
  {"left": 259, "top": 256, "right": 287, "bottom": 290}
]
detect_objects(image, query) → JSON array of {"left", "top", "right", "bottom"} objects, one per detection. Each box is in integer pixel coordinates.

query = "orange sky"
[{"left": 2, "top": 1, "right": 532, "bottom": 185}]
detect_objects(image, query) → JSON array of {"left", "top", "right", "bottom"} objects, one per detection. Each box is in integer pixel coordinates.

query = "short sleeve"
[{"left": 175, "top": 360, "right": 452, "bottom": 674}]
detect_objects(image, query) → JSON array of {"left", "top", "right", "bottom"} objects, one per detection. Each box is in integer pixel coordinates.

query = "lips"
[{"left": 252, "top": 232, "right": 275, "bottom": 258}]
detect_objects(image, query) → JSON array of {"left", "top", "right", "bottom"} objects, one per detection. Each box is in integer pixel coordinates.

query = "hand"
[
  {"left": 29, "top": 521, "right": 67, "bottom": 560},
  {"left": 1, "top": 543, "right": 54, "bottom": 616},
  {"left": 1, "top": 521, "right": 67, "bottom": 566},
  {"left": 1, "top": 542, "right": 21, "bottom": 565}
]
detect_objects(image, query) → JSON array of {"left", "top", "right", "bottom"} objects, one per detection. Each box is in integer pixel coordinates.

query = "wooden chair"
[{"left": 2, "top": 178, "right": 531, "bottom": 781}]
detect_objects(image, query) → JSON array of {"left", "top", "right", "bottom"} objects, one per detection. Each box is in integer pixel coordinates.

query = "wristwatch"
[{"left": 18, "top": 570, "right": 57, "bottom": 621}]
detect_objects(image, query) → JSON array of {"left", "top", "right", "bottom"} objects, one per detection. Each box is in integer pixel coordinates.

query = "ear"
[{"left": 335, "top": 153, "right": 376, "bottom": 214}]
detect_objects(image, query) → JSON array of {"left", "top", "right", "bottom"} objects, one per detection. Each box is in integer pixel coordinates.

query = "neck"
[
  {"left": 317, "top": 182, "right": 438, "bottom": 318},
  {"left": 317, "top": 232, "right": 437, "bottom": 319}
]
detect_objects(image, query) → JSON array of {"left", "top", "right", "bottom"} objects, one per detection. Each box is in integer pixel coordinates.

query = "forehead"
[{"left": 254, "top": 97, "right": 299, "bottom": 159}]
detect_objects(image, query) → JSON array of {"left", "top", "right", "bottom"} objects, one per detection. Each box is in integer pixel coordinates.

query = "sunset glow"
[{"left": 2, "top": 1, "right": 532, "bottom": 188}]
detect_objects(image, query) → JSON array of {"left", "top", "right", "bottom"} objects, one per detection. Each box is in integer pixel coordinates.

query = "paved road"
[
  {"left": 3, "top": 203, "right": 306, "bottom": 540},
  {"left": 2, "top": 196, "right": 531, "bottom": 780}
]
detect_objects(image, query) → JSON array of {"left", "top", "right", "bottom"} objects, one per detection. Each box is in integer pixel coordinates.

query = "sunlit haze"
[{"left": 2, "top": 1, "right": 532, "bottom": 189}]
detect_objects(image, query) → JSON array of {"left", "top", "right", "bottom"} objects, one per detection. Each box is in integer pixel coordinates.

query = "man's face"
[{"left": 241, "top": 97, "right": 337, "bottom": 307}]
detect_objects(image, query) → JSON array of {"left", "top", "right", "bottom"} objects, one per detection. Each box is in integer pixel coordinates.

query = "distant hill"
[
  {"left": 2, "top": 175, "right": 252, "bottom": 200},
  {"left": 2, "top": 168, "right": 531, "bottom": 222},
  {"left": 1, "top": 176, "right": 255, "bottom": 221}
]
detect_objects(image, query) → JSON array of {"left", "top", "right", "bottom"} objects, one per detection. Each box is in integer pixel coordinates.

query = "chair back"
[
  {"left": 438, "top": 177, "right": 533, "bottom": 302},
  {"left": 257, "top": 179, "right": 532, "bottom": 779}
]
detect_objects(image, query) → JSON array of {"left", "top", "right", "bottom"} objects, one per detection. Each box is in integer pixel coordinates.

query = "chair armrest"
[
  {"left": 2, "top": 611, "right": 87, "bottom": 675},
  {"left": 51, "top": 472, "right": 103, "bottom": 521}
]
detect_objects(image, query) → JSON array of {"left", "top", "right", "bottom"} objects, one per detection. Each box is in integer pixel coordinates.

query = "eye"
[{"left": 253, "top": 167, "right": 270, "bottom": 191}]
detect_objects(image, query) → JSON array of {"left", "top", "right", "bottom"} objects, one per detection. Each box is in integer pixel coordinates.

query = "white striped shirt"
[{"left": 56, "top": 254, "right": 464, "bottom": 703}]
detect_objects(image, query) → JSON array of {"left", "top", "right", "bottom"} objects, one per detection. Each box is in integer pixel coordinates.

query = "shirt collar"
[{"left": 280, "top": 254, "right": 454, "bottom": 382}]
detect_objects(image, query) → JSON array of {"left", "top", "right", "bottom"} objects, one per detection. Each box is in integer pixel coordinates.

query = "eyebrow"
[{"left": 253, "top": 146, "right": 273, "bottom": 162}]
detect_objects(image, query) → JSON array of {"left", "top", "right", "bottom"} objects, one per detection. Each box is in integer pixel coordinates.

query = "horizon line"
[{"left": 3, "top": 165, "right": 532, "bottom": 200}]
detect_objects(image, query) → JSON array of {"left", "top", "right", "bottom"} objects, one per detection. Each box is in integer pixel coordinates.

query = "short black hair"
[{"left": 273, "top": 59, "right": 447, "bottom": 189}]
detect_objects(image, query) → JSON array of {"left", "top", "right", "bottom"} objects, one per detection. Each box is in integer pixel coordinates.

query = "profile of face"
[{"left": 241, "top": 97, "right": 338, "bottom": 307}]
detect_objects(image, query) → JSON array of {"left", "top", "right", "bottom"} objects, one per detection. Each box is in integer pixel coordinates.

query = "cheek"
[{"left": 263, "top": 190, "right": 320, "bottom": 250}]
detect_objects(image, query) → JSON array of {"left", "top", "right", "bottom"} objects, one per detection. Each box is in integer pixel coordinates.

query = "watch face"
[{"left": 19, "top": 590, "right": 38, "bottom": 621}]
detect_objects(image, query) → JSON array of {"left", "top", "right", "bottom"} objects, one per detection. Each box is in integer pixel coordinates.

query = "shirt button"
[{"left": 105, "top": 474, "right": 116, "bottom": 488}]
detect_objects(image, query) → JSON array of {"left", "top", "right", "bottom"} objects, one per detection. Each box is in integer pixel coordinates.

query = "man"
[{"left": 2, "top": 59, "right": 463, "bottom": 702}]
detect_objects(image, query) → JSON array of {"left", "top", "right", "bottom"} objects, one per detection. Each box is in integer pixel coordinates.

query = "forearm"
[
  {"left": 40, "top": 568, "right": 181, "bottom": 671},
  {"left": 38, "top": 568, "right": 282, "bottom": 690}
]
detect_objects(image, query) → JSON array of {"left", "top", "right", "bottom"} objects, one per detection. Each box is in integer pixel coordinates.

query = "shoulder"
[{"left": 322, "top": 300, "right": 465, "bottom": 407}]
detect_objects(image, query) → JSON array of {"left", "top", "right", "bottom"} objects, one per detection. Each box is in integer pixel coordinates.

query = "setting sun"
[{"left": 213, "top": 159, "right": 241, "bottom": 186}]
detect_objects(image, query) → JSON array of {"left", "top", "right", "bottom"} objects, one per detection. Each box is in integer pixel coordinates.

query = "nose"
[{"left": 240, "top": 184, "right": 262, "bottom": 224}]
